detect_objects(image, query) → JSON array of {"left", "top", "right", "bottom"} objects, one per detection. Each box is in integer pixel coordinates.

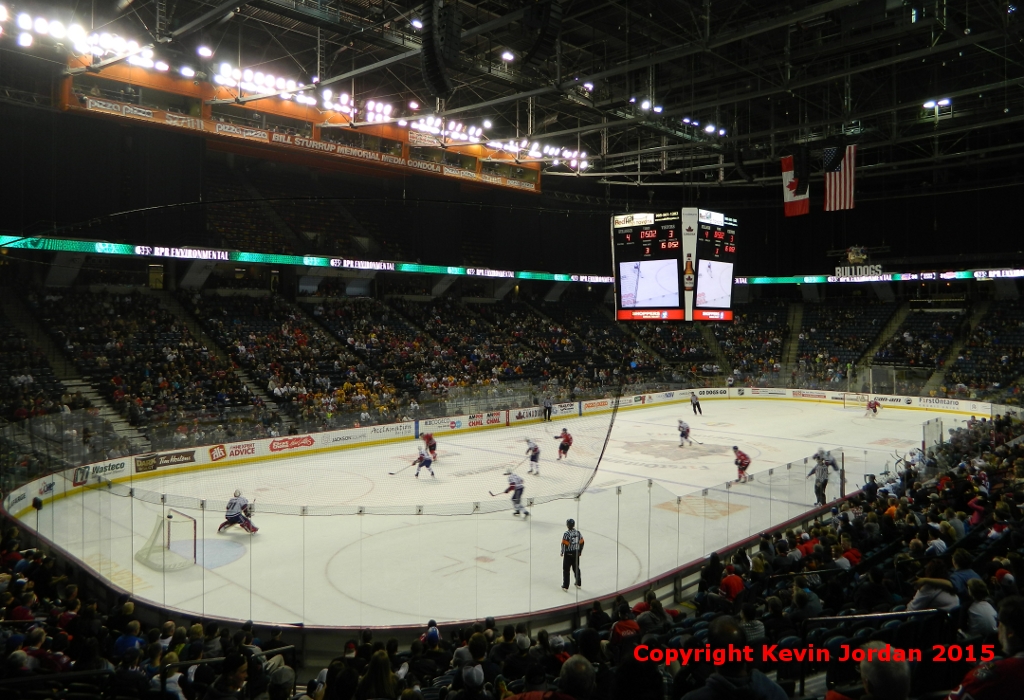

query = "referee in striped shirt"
[{"left": 561, "top": 518, "right": 584, "bottom": 590}]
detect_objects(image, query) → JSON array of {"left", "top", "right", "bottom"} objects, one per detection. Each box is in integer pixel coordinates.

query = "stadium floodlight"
[
  {"left": 18, "top": 31, "right": 31, "bottom": 47},
  {"left": 640, "top": 100, "right": 650, "bottom": 110},
  {"left": 322, "top": 89, "right": 333, "bottom": 100},
  {"left": 49, "top": 21, "right": 65, "bottom": 39},
  {"left": 552, "top": 158, "right": 559, "bottom": 165},
  {"left": 264, "top": 74, "right": 274, "bottom": 87},
  {"left": 0, "top": 6, "right": 7, "bottom": 23},
  {"left": 286, "top": 80, "right": 296, "bottom": 91},
  {"left": 68, "top": 24, "right": 85, "bottom": 42},
  {"left": 113, "top": 36, "right": 126, "bottom": 53},
  {"left": 398, "top": 119, "right": 407, "bottom": 126},
  {"left": 197, "top": 46, "right": 213, "bottom": 57},
  {"left": 448, "top": 120, "right": 456, "bottom": 130},
  {"left": 243, "top": 69, "right": 253, "bottom": 82},
  {"left": 411, "top": 18, "right": 423, "bottom": 29},
  {"left": 155, "top": 61, "right": 169, "bottom": 71},
  {"left": 520, "top": 139, "right": 528, "bottom": 148},
  {"left": 719, "top": 128, "right": 726, "bottom": 135},
  {"left": 220, "top": 62, "right": 232, "bottom": 77},
  {"left": 141, "top": 47, "right": 153, "bottom": 59},
  {"left": 938, "top": 98, "right": 950, "bottom": 106},
  {"left": 583, "top": 82, "right": 594, "bottom": 91},
  {"left": 570, "top": 159, "right": 577, "bottom": 167},
  {"left": 34, "top": 17, "right": 47, "bottom": 34},
  {"left": 17, "top": 13, "right": 31, "bottom": 30},
  {"left": 501, "top": 50, "right": 514, "bottom": 61},
  {"left": 483, "top": 119, "right": 492, "bottom": 128},
  {"left": 580, "top": 160, "right": 588, "bottom": 169},
  {"left": 367, "top": 99, "right": 376, "bottom": 110},
  {"left": 383, "top": 104, "right": 392, "bottom": 115},
  {"left": 180, "top": 66, "right": 195, "bottom": 77},
  {"left": 923, "top": 100, "right": 936, "bottom": 109},
  {"left": 704, "top": 124, "right": 716, "bottom": 133},
  {"left": 253, "top": 71, "right": 264, "bottom": 85},
  {"left": 682, "top": 117, "right": 691, "bottom": 123},
  {"left": 653, "top": 106, "right": 663, "bottom": 113},
  {"left": 339, "top": 93, "right": 349, "bottom": 105},
  {"left": 409, "top": 100, "right": 419, "bottom": 110},
  {"left": 629, "top": 96, "right": 636, "bottom": 103}
]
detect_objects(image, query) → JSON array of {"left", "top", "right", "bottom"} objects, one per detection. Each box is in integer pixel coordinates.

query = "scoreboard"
[{"left": 611, "top": 208, "right": 737, "bottom": 321}]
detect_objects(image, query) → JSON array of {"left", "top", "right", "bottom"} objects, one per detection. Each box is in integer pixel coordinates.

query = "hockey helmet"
[
  {"left": 732, "top": 446, "right": 738, "bottom": 451},
  {"left": 566, "top": 518, "right": 575, "bottom": 528},
  {"left": 561, "top": 428, "right": 568, "bottom": 433},
  {"left": 234, "top": 489, "right": 241, "bottom": 497}
]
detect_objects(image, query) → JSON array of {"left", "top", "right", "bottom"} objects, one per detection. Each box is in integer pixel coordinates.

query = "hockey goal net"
[
  {"left": 135, "top": 509, "right": 197, "bottom": 571},
  {"left": 843, "top": 393, "right": 871, "bottom": 409}
]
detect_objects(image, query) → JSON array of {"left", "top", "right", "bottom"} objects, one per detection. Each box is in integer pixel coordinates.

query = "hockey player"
[
  {"left": 504, "top": 473, "right": 529, "bottom": 516},
  {"left": 865, "top": 399, "right": 881, "bottom": 418},
  {"left": 422, "top": 433, "right": 438, "bottom": 460},
  {"left": 412, "top": 446, "right": 436, "bottom": 478},
  {"left": 678, "top": 420, "right": 692, "bottom": 447},
  {"left": 732, "top": 446, "right": 752, "bottom": 483},
  {"left": 554, "top": 428, "right": 573, "bottom": 460},
  {"left": 807, "top": 449, "right": 839, "bottom": 506},
  {"left": 525, "top": 438, "right": 541, "bottom": 475},
  {"left": 218, "top": 490, "right": 258, "bottom": 534}
]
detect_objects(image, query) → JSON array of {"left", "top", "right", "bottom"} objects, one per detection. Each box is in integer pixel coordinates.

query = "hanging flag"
[
  {"left": 781, "top": 155, "right": 809, "bottom": 217},
  {"left": 823, "top": 144, "right": 857, "bottom": 211}
]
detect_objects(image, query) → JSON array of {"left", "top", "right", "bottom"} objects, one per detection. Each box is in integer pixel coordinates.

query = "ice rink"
[{"left": 25, "top": 399, "right": 934, "bottom": 627}]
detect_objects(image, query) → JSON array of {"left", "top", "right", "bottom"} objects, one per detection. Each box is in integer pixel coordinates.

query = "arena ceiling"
[{"left": 22, "top": 0, "right": 1024, "bottom": 191}]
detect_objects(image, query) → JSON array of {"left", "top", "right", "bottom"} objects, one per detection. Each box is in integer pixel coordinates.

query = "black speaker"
[
  {"left": 522, "top": 0, "right": 564, "bottom": 73},
  {"left": 734, "top": 148, "right": 755, "bottom": 183},
  {"left": 420, "top": 0, "right": 462, "bottom": 99}
]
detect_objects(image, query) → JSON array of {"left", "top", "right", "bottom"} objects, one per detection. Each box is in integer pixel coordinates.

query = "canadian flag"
[{"left": 781, "top": 155, "right": 809, "bottom": 217}]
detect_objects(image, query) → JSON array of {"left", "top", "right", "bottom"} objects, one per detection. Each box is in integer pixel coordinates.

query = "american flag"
[{"left": 823, "top": 144, "right": 856, "bottom": 211}]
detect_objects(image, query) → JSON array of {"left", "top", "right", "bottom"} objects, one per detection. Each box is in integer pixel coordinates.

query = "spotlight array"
[{"left": 412, "top": 116, "right": 485, "bottom": 140}]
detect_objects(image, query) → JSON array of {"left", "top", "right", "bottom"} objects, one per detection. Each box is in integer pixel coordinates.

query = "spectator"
[
  {"left": 204, "top": 651, "right": 248, "bottom": 700},
  {"left": 114, "top": 620, "right": 147, "bottom": 659},
  {"left": 909, "top": 559, "right": 961, "bottom": 612},
  {"left": 961, "top": 579, "right": 1000, "bottom": 638},
  {"left": 681, "top": 616, "right": 787, "bottom": 700},
  {"left": 949, "top": 596, "right": 1024, "bottom": 699}
]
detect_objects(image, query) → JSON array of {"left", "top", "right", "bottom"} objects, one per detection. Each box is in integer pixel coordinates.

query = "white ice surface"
[{"left": 25, "top": 400, "right": 933, "bottom": 626}]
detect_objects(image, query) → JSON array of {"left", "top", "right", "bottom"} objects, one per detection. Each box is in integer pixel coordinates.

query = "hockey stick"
[
  {"left": 504, "top": 458, "right": 527, "bottom": 475},
  {"left": 488, "top": 490, "right": 504, "bottom": 497},
  {"left": 389, "top": 462, "right": 416, "bottom": 476}
]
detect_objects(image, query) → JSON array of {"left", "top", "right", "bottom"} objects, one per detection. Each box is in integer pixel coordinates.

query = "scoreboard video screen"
[{"left": 611, "top": 208, "right": 737, "bottom": 321}]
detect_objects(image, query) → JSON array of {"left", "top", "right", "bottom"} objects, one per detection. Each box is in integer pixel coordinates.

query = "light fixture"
[
  {"left": 629, "top": 96, "right": 636, "bottom": 103},
  {"left": 411, "top": 18, "right": 423, "bottom": 29},
  {"left": 409, "top": 100, "right": 419, "bottom": 110},
  {"left": 323, "top": 89, "right": 333, "bottom": 100},
  {"left": 197, "top": 46, "right": 213, "bottom": 57},
  {"left": 17, "top": 13, "right": 32, "bottom": 31},
  {"left": 155, "top": 61, "right": 169, "bottom": 72},
  {"left": 704, "top": 124, "right": 716, "bottom": 133},
  {"left": 719, "top": 128, "right": 726, "bottom": 136},
  {"left": 398, "top": 119, "right": 408, "bottom": 126},
  {"left": 18, "top": 31, "right": 32, "bottom": 47},
  {"left": 0, "top": 6, "right": 8, "bottom": 23},
  {"left": 583, "top": 82, "right": 594, "bottom": 91},
  {"left": 68, "top": 24, "right": 85, "bottom": 43},
  {"left": 33, "top": 17, "right": 47, "bottom": 34},
  {"left": 483, "top": 119, "right": 492, "bottom": 128},
  {"left": 937, "top": 98, "right": 950, "bottom": 106},
  {"left": 682, "top": 117, "right": 691, "bottom": 123},
  {"left": 501, "top": 50, "right": 514, "bottom": 61},
  {"left": 49, "top": 21, "right": 66, "bottom": 39},
  {"left": 180, "top": 66, "right": 196, "bottom": 77},
  {"left": 339, "top": 93, "right": 349, "bottom": 105},
  {"left": 923, "top": 100, "right": 936, "bottom": 109},
  {"left": 640, "top": 100, "right": 651, "bottom": 110},
  {"left": 653, "top": 106, "right": 663, "bottom": 113}
]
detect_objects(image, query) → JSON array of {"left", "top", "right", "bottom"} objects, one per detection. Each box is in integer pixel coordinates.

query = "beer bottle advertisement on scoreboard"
[{"left": 610, "top": 208, "right": 736, "bottom": 322}]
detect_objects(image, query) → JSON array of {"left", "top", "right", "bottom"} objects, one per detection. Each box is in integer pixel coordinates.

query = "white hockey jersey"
[{"left": 226, "top": 496, "right": 249, "bottom": 516}]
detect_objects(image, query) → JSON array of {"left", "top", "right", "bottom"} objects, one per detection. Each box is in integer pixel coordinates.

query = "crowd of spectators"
[
  {"left": 32, "top": 291, "right": 256, "bottom": 455},
  {"left": 0, "top": 315, "right": 72, "bottom": 423},
  {"left": 795, "top": 301, "right": 897, "bottom": 387},
  {"left": 944, "top": 302, "right": 1024, "bottom": 401},
  {"left": 184, "top": 292, "right": 372, "bottom": 430},
  {"left": 874, "top": 311, "right": 964, "bottom": 369},
  {"left": 712, "top": 301, "right": 788, "bottom": 383},
  {"left": 634, "top": 324, "right": 717, "bottom": 373}
]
